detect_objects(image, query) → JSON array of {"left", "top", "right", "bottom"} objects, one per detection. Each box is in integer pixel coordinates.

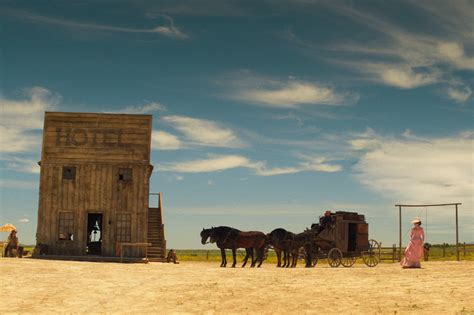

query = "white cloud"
[
  {"left": 1, "top": 157, "right": 40, "bottom": 174},
  {"left": 446, "top": 86, "right": 472, "bottom": 103},
  {"left": 225, "top": 72, "right": 358, "bottom": 108},
  {"left": 321, "top": 2, "right": 473, "bottom": 100},
  {"left": 151, "top": 130, "right": 182, "bottom": 150},
  {"left": 378, "top": 66, "right": 439, "bottom": 89},
  {"left": 19, "top": 218, "right": 29, "bottom": 223},
  {"left": 351, "top": 131, "right": 473, "bottom": 206},
  {"left": 162, "top": 115, "right": 245, "bottom": 148},
  {"left": 157, "top": 154, "right": 342, "bottom": 176},
  {"left": 152, "top": 25, "right": 188, "bottom": 39},
  {"left": 5, "top": 9, "right": 189, "bottom": 39},
  {"left": 159, "top": 155, "right": 250, "bottom": 173},
  {"left": 237, "top": 82, "right": 354, "bottom": 108},
  {"left": 117, "top": 102, "right": 166, "bottom": 114},
  {"left": 0, "top": 87, "right": 58, "bottom": 153}
]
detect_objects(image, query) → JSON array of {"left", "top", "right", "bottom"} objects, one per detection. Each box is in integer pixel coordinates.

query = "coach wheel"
[
  {"left": 362, "top": 239, "right": 381, "bottom": 267},
  {"left": 341, "top": 256, "right": 356, "bottom": 267},
  {"left": 327, "top": 248, "right": 342, "bottom": 268}
]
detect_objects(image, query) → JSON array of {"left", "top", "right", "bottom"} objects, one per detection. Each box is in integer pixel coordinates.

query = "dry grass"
[{"left": 1, "top": 258, "right": 472, "bottom": 314}]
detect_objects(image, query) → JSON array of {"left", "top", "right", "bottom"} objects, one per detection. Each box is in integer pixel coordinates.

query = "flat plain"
[{"left": 1, "top": 258, "right": 472, "bottom": 314}]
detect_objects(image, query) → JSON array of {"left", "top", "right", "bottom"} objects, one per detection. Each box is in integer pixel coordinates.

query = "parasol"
[{"left": 0, "top": 223, "right": 17, "bottom": 232}]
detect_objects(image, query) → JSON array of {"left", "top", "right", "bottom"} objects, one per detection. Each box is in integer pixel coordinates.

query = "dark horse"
[
  {"left": 266, "top": 228, "right": 295, "bottom": 267},
  {"left": 288, "top": 231, "right": 315, "bottom": 268},
  {"left": 201, "top": 226, "right": 266, "bottom": 267}
]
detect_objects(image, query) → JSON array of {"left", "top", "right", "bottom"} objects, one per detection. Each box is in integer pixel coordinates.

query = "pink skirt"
[{"left": 401, "top": 238, "right": 423, "bottom": 268}]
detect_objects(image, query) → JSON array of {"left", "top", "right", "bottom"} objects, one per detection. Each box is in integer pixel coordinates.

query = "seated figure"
[
  {"left": 5, "top": 230, "right": 19, "bottom": 257},
  {"left": 166, "top": 249, "right": 179, "bottom": 264}
]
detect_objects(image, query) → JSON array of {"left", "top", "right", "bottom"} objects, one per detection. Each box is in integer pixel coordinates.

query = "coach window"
[
  {"left": 62, "top": 166, "right": 76, "bottom": 180},
  {"left": 58, "top": 212, "right": 74, "bottom": 241},
  {"left": 118, "top": 168, "right": 132, "bottom": 181}
]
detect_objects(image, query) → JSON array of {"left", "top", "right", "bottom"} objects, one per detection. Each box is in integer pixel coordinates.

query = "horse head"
[{"left": 200, "top": 228, "right": 212, "bottom": 245}]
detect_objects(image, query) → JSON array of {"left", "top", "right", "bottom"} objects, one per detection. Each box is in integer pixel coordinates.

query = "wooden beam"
[{"left": 394, "top": 203, "right": 462, "bottom": 207}]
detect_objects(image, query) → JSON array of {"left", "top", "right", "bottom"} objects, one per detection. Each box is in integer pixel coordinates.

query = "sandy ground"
[{"left": 0, "top": 258, "right": 472, "bottom": 314}]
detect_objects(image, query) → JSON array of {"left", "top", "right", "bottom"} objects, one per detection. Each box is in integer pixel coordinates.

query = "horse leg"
[
  {"left": 275, "top": 249, "right": 282, "bottom": 267},
  {"left": 305, "top": 245, "right": 312, "bottom": 268},
  {"left": 292, "top": 252, "right": 297, "bottom": 268},
  {"left": 257, "top": 247, "right": 264, "bottom": 267},
  {"left": 250, "top": 248, "right": 256, "bottom": 267},
  {"left": 232, "top": 248, "right": 237, "bottom": 268},
  {"left": 284, "top": 251, "right": 290, "bottom": 268},
  {"left": 242, "top": 248, "right": 250, "bottom": 267},
  {"left": 220, "top": 248, "right": 226, "bottom": 267}
]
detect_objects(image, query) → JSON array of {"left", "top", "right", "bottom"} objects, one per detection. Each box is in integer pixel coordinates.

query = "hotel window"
[
  {"left": 58, "top": 212, "right": 74, "bottom": 240},
  {"left": 118, "top": 168, "right": 132, "bottom": 181},
  {"left": 116, "top": 213, "right": 132, "bottom": 242},
  {"left": 62, "top": 166, "right": 76, "bottom": 180}
]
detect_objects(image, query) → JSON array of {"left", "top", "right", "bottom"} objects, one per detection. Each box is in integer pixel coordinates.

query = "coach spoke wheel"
[
  {"left": 327, "top": 248, "right": 342, "bottom": 268},
  {"left": 362, "top": 239, "right": 381, "bottom": 267},
  {"left": 341, "top": 256, "right": 356, "bottom": 267}
]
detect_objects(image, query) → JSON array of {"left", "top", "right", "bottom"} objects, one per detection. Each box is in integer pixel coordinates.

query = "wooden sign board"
[{"left": 42, "top": 112, "right": 152, "bottom": 163}]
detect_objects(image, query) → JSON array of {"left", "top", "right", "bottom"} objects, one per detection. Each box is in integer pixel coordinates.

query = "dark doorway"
[
  {"left": 87, "top": 213, "right": 103, "bottom": 255},
  {"left": 348, "top": 223, "right": 357, "bottom": 252}
]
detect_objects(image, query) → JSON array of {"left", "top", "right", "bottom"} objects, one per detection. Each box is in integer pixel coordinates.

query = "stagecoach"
[{"left": 308, "top": 211, "right": 381, "bottom": 267}]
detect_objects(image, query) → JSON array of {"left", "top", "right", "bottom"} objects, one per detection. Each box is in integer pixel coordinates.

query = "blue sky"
[{"left": 0, "top": 0, "right": 473, "bottom": 248}]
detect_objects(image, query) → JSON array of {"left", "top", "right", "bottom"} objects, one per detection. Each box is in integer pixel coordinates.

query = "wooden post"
[
  {"left": 399, "top": 205, "right": 402, "bottom": 262},
  {"left": 455, "top": 204, "right": 459, "bottom": 261},
  {"left": 392, "top": 244, "right": 396, "bottom": 262}
]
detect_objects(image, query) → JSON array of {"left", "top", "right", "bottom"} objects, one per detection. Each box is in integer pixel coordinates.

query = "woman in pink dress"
[{"left": 401, "top": 218, "right": 425, "bottom": 268}]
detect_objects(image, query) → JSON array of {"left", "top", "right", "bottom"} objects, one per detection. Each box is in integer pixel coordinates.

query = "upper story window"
[
  {"left": 62, "top": 166, "right": 76, "bottom": 180},
  {"left": 118, "top": 168, "right": 132, "bottom": 181}
]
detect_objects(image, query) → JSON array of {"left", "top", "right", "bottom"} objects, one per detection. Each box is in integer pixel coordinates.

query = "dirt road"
[{"left": 1, "top": 259, "right": 472, "bottom": 314}]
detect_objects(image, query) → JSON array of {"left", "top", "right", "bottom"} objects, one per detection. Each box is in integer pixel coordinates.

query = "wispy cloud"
[
  {"left": 0, "top": 157, "right": 40, "bottom": 174},
  {"left": 316, "top": 1, "right": 474, "bottom": 101},
  {"left": 446, "top": 86, "right": 472, "bottom": 104},
  {"left": 0, "top": 87, "right": 58, "bottom": 153},
  {"left": 3, "top": 9, "right": 188, "bottom": 39},
  {"left": 157, "top": 154, "right": 342, "bottom": 176},
  {"left": 339, "top": 62, "right": 441, "bottom": 89},
  {"left": 115, "top": 102, "right": 166, "bottom": 114},
  {"left": 151, "top": 130, "right": 182, "bottom": 150},
  {"left": 224, "top": 71, "right": 358, "bottom": 108},
  {"left": 162, "top": 115, "right": 245, "bottom": 148},
  {"left": 350, "top": 129, "right": 473, "bottom": 206}
]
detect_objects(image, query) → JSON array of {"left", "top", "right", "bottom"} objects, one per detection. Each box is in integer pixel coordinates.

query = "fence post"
[
  {"left": 392, "top": 244, "right": 396, "bottom": 262},
  {"left": 442, "top": 243, "right": 446, "bottom": 257},
  {"left": 464, "top": 242, "right": 466, "bottom": 257}
]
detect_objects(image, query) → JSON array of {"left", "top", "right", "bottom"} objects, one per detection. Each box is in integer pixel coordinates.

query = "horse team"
[{"left": 200, "top": 226, "right": 318, "bottom": 268}]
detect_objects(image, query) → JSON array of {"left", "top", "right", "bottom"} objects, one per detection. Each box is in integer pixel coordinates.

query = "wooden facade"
[{"left": 35, "top": 112, "right": 166, "bottom": 258}]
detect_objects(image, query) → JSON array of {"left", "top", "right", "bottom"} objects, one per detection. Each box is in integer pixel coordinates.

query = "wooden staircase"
[{"left": 147, "top": 193, "right": 166, "bottom": 262}]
